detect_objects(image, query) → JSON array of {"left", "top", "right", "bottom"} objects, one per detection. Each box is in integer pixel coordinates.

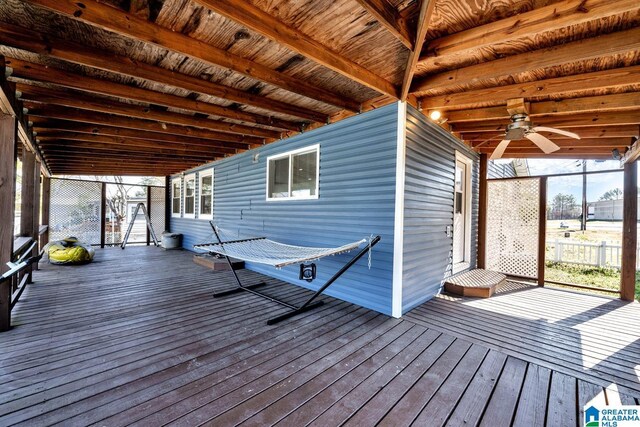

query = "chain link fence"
[{"left": 50, "top": 178, "right": 165, "bottom": 246}]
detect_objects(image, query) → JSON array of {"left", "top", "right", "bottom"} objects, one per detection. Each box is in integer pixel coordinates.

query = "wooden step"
[
  {"left": 444, "top": 269, "right": 506, "bottom": 298},
  {"left": 193, "top": 254, "right": 244, "bottom": 271}
]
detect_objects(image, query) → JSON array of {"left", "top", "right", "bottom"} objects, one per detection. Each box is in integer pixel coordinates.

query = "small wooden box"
[{"left": 193, "top": 254, "right": 244, "bottom": 271}]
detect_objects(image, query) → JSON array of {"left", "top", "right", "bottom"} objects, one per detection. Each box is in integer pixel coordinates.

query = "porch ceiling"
[{"left": 0, "top": 0, "right": 638, "bottom": 175}]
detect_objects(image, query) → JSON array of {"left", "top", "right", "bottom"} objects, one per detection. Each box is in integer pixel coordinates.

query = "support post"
[
  {"left": 0, "top": 114, "right": 17, "bottom": 332},
  {"left": 621, "top": 161, "right": 637, "bottom": 301},
  {"left": 41, "top": 176, "right": 50, "bottom": 247},
  {"left": 20, "top": 147, "right": 36, "bottom": 284},
  {"left": 164, "top": 176, "right": 171, "bottom": 233},
  {"left": 477, "top": 153, "right": 488, "bottom": 269},
  {"left": 100, "top": 182, "right": 106, "bottom": 248},
  {"left": 538, "top": 176, "right": 547, "bottom": 287},
  {"left": 32, "top": 161, "right": 41, "bottom": 270},
  {"left": 146, "top": 185, "right": 151, "bottom": 246}
]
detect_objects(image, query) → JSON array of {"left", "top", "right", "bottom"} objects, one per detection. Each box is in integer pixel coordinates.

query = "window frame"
[
  {"left": 266, "top": 144, "right": 320, "bottom": 202},
  {"left": 183, "top": 173, "right": 196, "bottom": 218},
  {"left": 198, "top": 169, "right": 214, "bottom": 220},
  {"left": 171, "top": 178, "right": 181, "bottom": 218}
]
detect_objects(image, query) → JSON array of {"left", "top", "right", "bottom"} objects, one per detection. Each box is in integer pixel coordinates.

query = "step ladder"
[{"left": 121, "top": 203, "right": 159, "bottom": 249}]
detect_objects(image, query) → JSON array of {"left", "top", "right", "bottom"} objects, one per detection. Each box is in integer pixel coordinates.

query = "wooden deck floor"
[{"left": 1, "top": 247, "right": 639, "bottom": 426}]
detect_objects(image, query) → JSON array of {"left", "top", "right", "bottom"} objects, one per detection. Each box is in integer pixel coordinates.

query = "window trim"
[
  {"left": 266, "top": 144, "right": 320, "bottom": 201},
  {"left": 198, "top": 169, "right": 214, "bottom": 220},
  {"left": 183, "top": 173, "right": 196, "bottom": 219},
  {"left": 171, "top": 177, "right": 181, "bottom": 218}
]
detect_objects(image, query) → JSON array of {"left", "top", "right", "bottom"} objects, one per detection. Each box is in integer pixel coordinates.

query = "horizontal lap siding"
[
  {"left": 171, "top": 104, "right": 399, "bottom": 315},
  {"left": 488, "top": 160, "right": 517, "bottom": 178},
  {"left": 402, "top": 105, "right": 478, "bottom": 313}
]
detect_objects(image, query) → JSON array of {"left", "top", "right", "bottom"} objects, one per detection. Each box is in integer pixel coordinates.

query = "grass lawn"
[{"left": 544, "top": 261, "right": 640, "bottom": 301}]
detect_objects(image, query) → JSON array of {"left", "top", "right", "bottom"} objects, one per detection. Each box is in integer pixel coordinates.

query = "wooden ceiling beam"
[
  {"left": 193, "top": 0, "right": 398, "bottom": 98},
  {"left": 9, "top": 58, "right": 287, "bottom": 136},
  {"left": 478, "top": 152, "right": 616, "bottom": 159},
  {"left": 44, "top": 155, "right": 202, "bottom": 167},
  {"left": 25, "top": 105, "right": 264, "bottom": 147},
  {"left": 420, "top": 0, "right": 639, "bottom": 68},
  {"left": 476, "top": 138, "right": 634, "bottom": 149},
  {"left": 452, "top": 111, "right": 640, "bottom": 132},
  {"left": 420, "top": 66, "right": 640, "bottom": 110},
  {"left": 400, "top": 0, "right": 436, "bottom": 101},
  {"left": 41, "top": 147, "right": 216, "bottom": 162},
  {"left": 23, "top": 0, "right": 361, "bottom": 112},
  {"left": 0, "top": 57, "right": 50, "bottom": 175},
  {"left": 17, "top": 84, "right": 280, "bottom": 141},
  {"left": 412, "top": 27, "right": 640, "bottom": 93},
  {"left": 353, "top": 0, "right": 413, "bottom": 49},
  {"left": 445, "top": 92, "right": 640, "bottom": 123},
  {"left": 31, "top": 119, "right": 245, "bottom": 148},
  {"left": 36, "top": 132, "right": 237, "bottom": 154},
  {"left": 464, "top": 126, "right": 640, "bottom": 142},
  {"left": 0, "top": 22, "right": 328, "bottom": 123}
]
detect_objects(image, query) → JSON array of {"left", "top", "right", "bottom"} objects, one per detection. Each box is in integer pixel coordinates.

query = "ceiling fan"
[{"left": 488, "top": 99, "right": 581, "bottom": 160}]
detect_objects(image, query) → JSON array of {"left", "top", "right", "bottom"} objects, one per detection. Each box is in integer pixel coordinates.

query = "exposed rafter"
[
  {"left": 420, "top": 66, "right": 640, "bottom": 110},
  {"left": 464, "top": 125, "right": 640, "bottom": 142},
  {"left": 9, "top": 58, "right": 289, "bottom": 136},
  {"left": 25, "top": 105, "right": 265, "bottom": 147},
  {"left": 0, "top": 22, "right": 328, "bottom": 123},
  {"left": 194, "top": 0, "right": 399, "bottom": 98},
  {"left": 400, "top": 0, "right": 435, "bottom": 101},
  {"left": 451, "top": 111, "right": 640, "bottom": 133},
  {"left": 420, "top": 0, "right": 639, "bottom": 68},
  {"left": 23, "top": 0, "right": 362, "bottom": 111},
  {"left": 445, "top": 92, "right": 640, "bottom": 123},
  {"left": 353, "top": 0, "right": 413, "bottom": 49},
  {"left": 412, "top": 27, "right": 640, "bottom": 93}
]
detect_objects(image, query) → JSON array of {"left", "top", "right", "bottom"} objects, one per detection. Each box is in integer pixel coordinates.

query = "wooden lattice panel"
[{"left": 486, "top": 179, "right": 540, "bottom": 278}]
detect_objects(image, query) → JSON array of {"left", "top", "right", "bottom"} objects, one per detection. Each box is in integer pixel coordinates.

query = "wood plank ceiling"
[{"left": 0, "top": 0, "right": 638, "bottom": 175}]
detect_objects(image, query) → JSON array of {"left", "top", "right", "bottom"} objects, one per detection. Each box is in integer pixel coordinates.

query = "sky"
[{"left": 525, "top": 159, "right": 624, "bottom": 204}]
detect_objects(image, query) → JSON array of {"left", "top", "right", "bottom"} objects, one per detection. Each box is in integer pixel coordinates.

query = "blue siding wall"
[
  {"left": 401, "top": 105, "right": 479, "bottom": 313},
  {"left": 170, "top": 103, "right": 399, "bottom": 315}
]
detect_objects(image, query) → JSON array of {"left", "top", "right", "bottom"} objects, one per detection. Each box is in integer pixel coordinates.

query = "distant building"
[{"left": 587, "top": 197, "right": 640, "bottom": 220}]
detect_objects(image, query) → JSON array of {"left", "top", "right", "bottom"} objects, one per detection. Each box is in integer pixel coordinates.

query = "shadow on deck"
[{"left": 1, "top": 247, "right": 638, "bottom": 426}]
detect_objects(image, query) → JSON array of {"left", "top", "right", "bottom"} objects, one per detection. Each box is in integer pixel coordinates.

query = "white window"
[
  {"left": 183, "top": 173, "right": 196, "bottom": 218},
  {"left": 266, "top": 145, "right": 319, "bottom": 201},
  {"left": 171, "top": 178, "right": 181, "bottom": 217},
  {"left": 198, "top": 169, "right": 214, "bottom": 220}
]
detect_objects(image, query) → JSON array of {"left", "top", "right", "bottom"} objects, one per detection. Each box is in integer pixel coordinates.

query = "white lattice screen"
[{"left": 486, "top": 178, "right": 540, "bottom": 278}]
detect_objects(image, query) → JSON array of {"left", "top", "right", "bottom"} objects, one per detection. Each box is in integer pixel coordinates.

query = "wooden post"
[
  {"left": 621, "top": 161, "right": 637, "bottom": 301},
  {"left": 100, "top": 182, "right": 106, "bottom": 248},
  {"left": 164, "top": 176, "right": 171, "bottom": 233},
  {"left": 41, "top": 176, "right": 51, "bottom": 247},
  {"left": 477, "top": 154, "right": 488, "bottom": 269},
  {"left": 146, "top": 185, "right": 151, "bottom": 246},
  {"left": 20, "top": 147, "right": 36, "bottom": 283},
  {"left": 538, "top": 176, "right": 547, "bottom": 287},
  {"left": 32, "top": 161, "right": 41, "bottom": 271},
  {"left": 0, "top": 115, "right": 17, "bottom": 332}
]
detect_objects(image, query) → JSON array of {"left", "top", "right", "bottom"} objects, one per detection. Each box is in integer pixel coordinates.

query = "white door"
[{"left": 453, "top": 154, "right": 472, "bottom": 271}]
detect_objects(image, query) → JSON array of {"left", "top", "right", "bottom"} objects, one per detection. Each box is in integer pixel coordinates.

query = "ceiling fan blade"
[
  {"left": 526, "top": 132, "right": 560, "bottom": 154},
  {"left": 490, "top": 139, "right": 511, "bottom": 160},
  {"left": 475, "top": 134, "right": 506, "bottom": 148},
  {"left": 532, "top": 126, "right": 580, "bottom": 139}
]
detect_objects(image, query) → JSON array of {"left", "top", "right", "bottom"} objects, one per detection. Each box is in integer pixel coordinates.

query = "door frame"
[{"left": 453, "top": 151, "right": 473, "bottom": 273}]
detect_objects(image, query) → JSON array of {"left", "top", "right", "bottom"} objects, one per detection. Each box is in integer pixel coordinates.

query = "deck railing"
[{"left": 550, "top": 239, "right": 640, "bottom": 270}]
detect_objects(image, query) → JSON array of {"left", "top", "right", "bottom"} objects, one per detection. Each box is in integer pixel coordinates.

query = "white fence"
[{"left": 550, "top": 239, "right": 640, "bottom": 270}]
